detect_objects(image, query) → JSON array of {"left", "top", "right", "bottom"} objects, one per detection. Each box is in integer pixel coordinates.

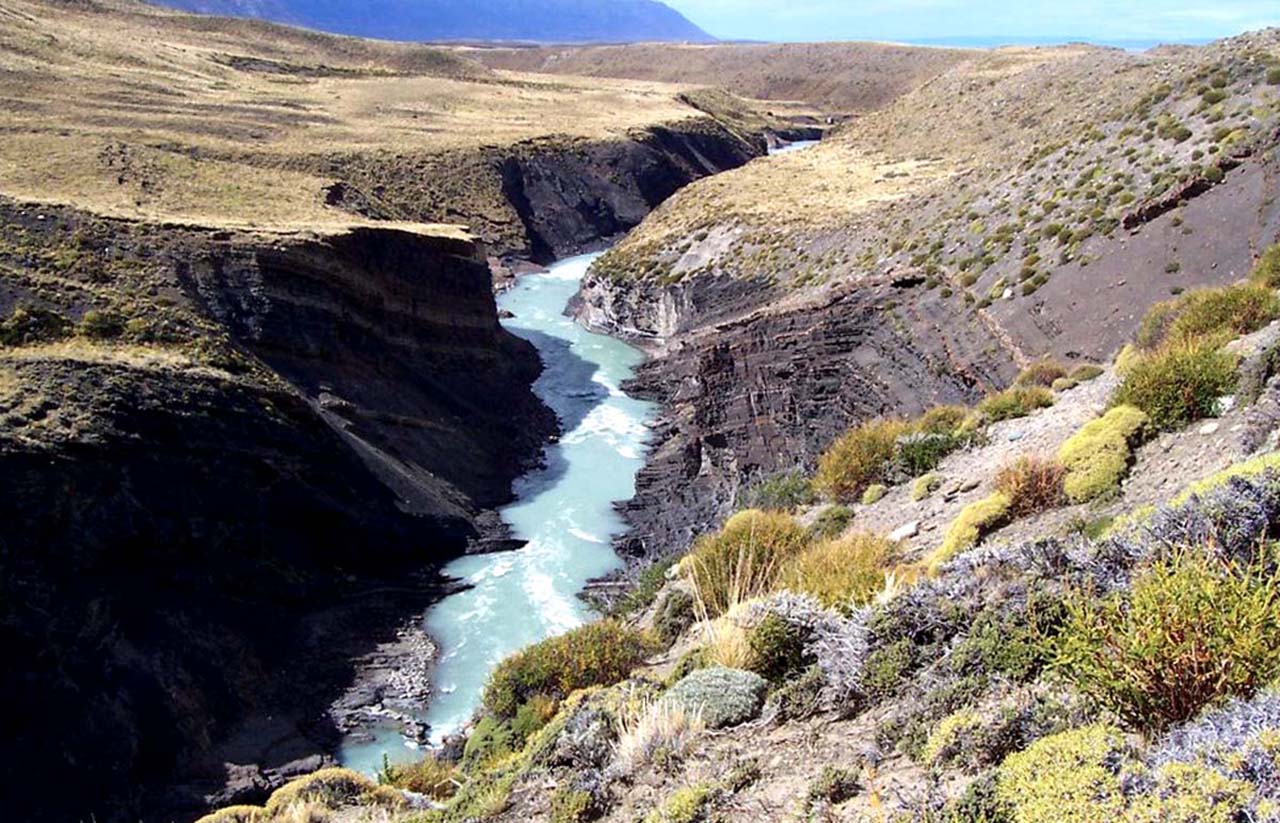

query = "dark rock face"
[
  {"left": 319, "top": 120, "right": 763, "bottom": 264},
  {"left": 0, "top": 205, "right": 553, "bottom": 823},
  {"left": 610, "top": 276, "right": 1018, "bottom": 557}
]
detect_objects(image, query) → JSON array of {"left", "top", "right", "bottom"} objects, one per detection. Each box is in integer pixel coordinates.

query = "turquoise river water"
[{"left": 340, "top": 252, "right": 656, "bottom": 773}]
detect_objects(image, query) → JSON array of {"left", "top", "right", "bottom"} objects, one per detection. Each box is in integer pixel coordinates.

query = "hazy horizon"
[{"left": 663, "top": 0, "right": 1279, "bottom": 47}]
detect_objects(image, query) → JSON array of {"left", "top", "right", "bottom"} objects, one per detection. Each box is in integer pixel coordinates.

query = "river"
[{"left": 339, "top": 252, "right": 656, "bottom": 773}]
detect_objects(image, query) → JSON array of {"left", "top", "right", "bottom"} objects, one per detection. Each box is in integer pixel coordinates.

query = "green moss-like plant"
[
  {"left": 1252, "top": 244, "right": 1280, "bottom": 288},
  {"left": 930, "top": 493, "right": 1012, "bottom": 573},
  {"left": 193, "top": 806, "right": 264, "bottom": 823},
  {"left": 976, "top": 386, "right": 1055, "bottom": 424},
  {"left": 1070, "top": 364, "right": 1105, "bottom": 382},
  {"left": 921, "top": 708, "right": 984, "bottom": 767},
  {"left": 912, "top": 473, "right": 942, "bottom": 501},
  {"left": 687, "top": 509, "right": 809, "bottom": 617},
  {"left": 382, "top": 755, "right": 459, "bottom": 800},
  {"left": 550, "top": 787, "right": 595, "bottom": 823},
  {"left": 861, "top": 483, "right": 888, "bottom": 505},
  {"left": 1057, "top": 406, "right": 1149, "bottom": 503},
  {"left": 1111, "top": 340, "right": 1236, "bottom": 431},
  {"left": 644, "top": 783, "right": 715, "bottom": 823},
  {"left": 1172, "top": 452, "right": 1280, "bottom": 505},
  {"left": 996, "top": 726, "right": 1130, "bottom": 823},
  {"left": 1054, "top": 550, "right": 1280, "bottom": 734},
  {"left": 482, "top": 620, "right": 652, "bottom": 718}
]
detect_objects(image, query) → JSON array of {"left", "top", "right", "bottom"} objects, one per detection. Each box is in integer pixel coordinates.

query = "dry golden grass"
[{"left": 0, "top": 0, "right": 708, "bottom": 229}]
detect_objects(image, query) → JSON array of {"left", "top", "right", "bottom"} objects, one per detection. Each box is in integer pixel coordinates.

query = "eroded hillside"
[
  {"left": 0, "top": 2, "right": 782, "bottom": 821},
  {"left": 575, "top": 34, "right": 1280, "bottom": 556}
]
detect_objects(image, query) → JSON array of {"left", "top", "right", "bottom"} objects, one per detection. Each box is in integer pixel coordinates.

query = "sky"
[{"left": 661, "top": 0, "right": 1280, "bottom": 46}]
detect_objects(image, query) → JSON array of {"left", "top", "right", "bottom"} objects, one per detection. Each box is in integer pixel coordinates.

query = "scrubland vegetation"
[{"left": 231, "top": 249, "right": 1280, "bottom": 823}]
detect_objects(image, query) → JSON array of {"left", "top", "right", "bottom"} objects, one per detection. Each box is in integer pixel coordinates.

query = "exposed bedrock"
[
  {"left": 0, "top": 203, "right": 553, "bottom": 823},
  {"left": 609, "top": 276, "right": 1019, "bottom": 558}
]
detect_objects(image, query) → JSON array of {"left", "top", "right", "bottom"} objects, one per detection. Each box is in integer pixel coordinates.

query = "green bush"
[
  {"left": 916, "top": 404, "right": 971, "bottom": 435},
  {"left": 1267, "top": 67, "right": 1280, "bottom": 86},
  {"left": 930, "top": 493, "right": 1012, "bottom": 573},
  {"left": 891, "top": 431, "right": 962, "bottom": 478},
  {"left": 736, "top": 470, "right": 814, "bottom": 511},
  {"left": 1111, "top": 339, "right": 1236, "bottom": 431},
  {"left": 808, "top": 504, "right": 854, "bottom": 539},
  {"left": 687, "top": 509, "right": 809, "bottom": 617},
  {"left": 780, "top": 532, "right": 896, "bottom": 611},
  {"left": 1057, "top": 405, "right": 1148, "bottom": 503},
  {"left": 996, "top": 726, "right": 1130, "bottom": 823},
  {"left": 654, "top": 589, "right": 696, "bottom": 645},
  {"left": 1069, "top": 364, "right": 1105, "bottom": 382},
  {"left": 861, "top": 483, "right": 888, "bottom": 505},
  {"left": 814, "top": 418, "right": 908, "bottom": 501},
  {"left": 79, "top": 309, "right": 126, "bottom": 340},
  {"left": 1164, "top": 283, "right": 1279, "bottom": 346},
  {"left": 0, "top": 304, "right": 70, "bottom": 346},
  {"left": 976, "top": 386, "right": 1054, "bottom": 424},
  {"left": 550, "top": 787, "right": 595, "bottom": 823},
  {"left": 612, "top": 557, "right": 676, "bottom": 617},
  {"left": 1054, "top": 550, "right": 1280, "bottom": 734},
  {"left": 482, "top": 620, "right": 653, "bottom": 718},
  {"left": 912, "top": 472, "right": 942, "bottom": 501},
  {"left": 807, "top": 766, "right": 860, "bottom": 806},
  {"left": 1252, "top": 243, "right": 1280, "bottom": 288},
  {"left": 264, "top": 768, "right": 401, "bottom": 816},
  {"left": 747, "top": 612, "right": 815, "bottom": 683},
  {"left": 461, "top": 715, "right": 516, "bottom": 770}
]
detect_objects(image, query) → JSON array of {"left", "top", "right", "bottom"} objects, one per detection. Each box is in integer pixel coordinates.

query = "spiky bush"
[
  {"left": 381, "top": 755, "right": 459, "bottom": 800},
  {"left": 1111, "top": 339, "right": 1236, "bottom": 431},
  {"left": 814, "top": 418, "right": 909, "bottom": 501},
  {"left": 483, "top": 620, "right": 653, "bottom": 718},
  {"left": 1057, "top": 405, "right": 1148, "bottom": 503},
  {"left": 612, "top": 696, "right": 705, "bottom": 776},
  {"left": 687, "top": 509, "right": 809, "bottom": 617},
  {"left": 995, "top": 456, "right": 1066, "bottom": 517},
  {"left": 1054, "top": 549, "right": 1280, "bottom": 734},
  {"left": 1015, "top": 359, "right": 1069, "bottom": 388},
  {"left": 780, "top": 532, "right": 896, "bottom": 611}
]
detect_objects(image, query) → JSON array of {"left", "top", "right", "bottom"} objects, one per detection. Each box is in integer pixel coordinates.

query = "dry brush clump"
[
  {"left": 780, "top": 531, "right": 899, "bottom": 611},
  {"left": 994, "top": 455, "right": 1067, "bottom": 517},
  {"left": 686, "top": 509, "right": 810, "bottom": 618}
]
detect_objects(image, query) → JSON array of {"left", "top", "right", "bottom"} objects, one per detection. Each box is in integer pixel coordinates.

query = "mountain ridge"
[{"left": 151, "top": 0, "right": 716, "bottom": 43}]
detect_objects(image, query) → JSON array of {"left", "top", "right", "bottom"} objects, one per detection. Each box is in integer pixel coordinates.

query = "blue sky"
[{"left": 662, "top": 0, "right": 1280, "bottom": 45}]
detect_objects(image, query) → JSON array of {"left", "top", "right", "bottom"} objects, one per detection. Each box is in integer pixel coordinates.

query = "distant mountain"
[{"left": 153, "top": 0, "right": 715, "bottom": 43}]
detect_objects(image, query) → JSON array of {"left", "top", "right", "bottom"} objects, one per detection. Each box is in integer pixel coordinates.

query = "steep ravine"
[{"left": 0, "top": 116, "right": 766, "bottom": 823}]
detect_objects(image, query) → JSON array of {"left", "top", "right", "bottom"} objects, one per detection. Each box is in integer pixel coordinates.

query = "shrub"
[
  {"left": 0, "top": 304, "right": 70, "bottom": 346},
  {"left": 1111, "top": 339, "right": 1237, "bottom": 431},
  {"left": 264, "top": 769, "right": 400, "bottom": 816},
  {"left": 930, "top": 493, "right": 1012, "bottom": 573},
  {"left": 814, "top": 419, "right": 908, "bottom": 501},
  {"left": 612, "top": 557, "right": 675, "bottom": 617},
  {"left": 653, "top": 589, "right": 696, "bottom": 645},
  {"left": 1015, "top": 359, "right": 1069, "bottom": 387},
  {"left": 1054, "top": 550, "right": 1280, "bottom": 734},
  {"left": 461, "top": 715, "right": 516, "bottom": 770},
  {"left": 194, "top": 807, "right": 264, "bottom": 823},
  {"left": 644, "top": 783, "right": 715, "bottom": 823},
  {"left": 996, "top": 726, "right": 1130, "bottom": 823},
  {"left": 687, "top": 509, "right": 809, "bottom": 617},
  {"left": 483, "top": 620, "right": 653, "bottom": 718},
  {"left": 808, "top": 504, "right": 854, "bottom": 539},
  {"left": 665, "top": 667, "right": 768, "bottom": 729},
  {"left": 79, "top": 309, "right": 126, "bottom": 339},
  {"left": 994, "top": 456, "right": 1066, "bottom": 517},
  {"left": 861, "top": 483, "right": 887, "bottom": 505},
  {"left": 747, "top": 612, "right": 815, "bottom": 682},
  {"left": 1252, "top": 244, "right": 1280, "bottom": 288},
  {"left": 891, "top": 431, "right": 962, "bottom": 479},
  {"left": 976, "top": 386, "right": 1054, "bottom": 424},
  {"left": 1070, "top": 364, "right": 1105, "bottom": 382},
  {"left": 1172, "top": 452, "right": 1280, "bottom": 505},
  {"left": 1057, "top": 406, "right": 1148, "bottom": 503},
  {"left": 807, "top": 766, "right": 860, "bottom": 806},
  {"left": 613, "top": 696, "right": 705, "bottom": 776},
  {"left": 381, "top": 755, "right": 459, "bottom": 800},
  {"left": 1164, "top": 283, "right": 1280, "bottom": 346},
  {"left": 916, "top": 404, "right": 970, "bottom": 435},
  {"left": 780, "top": 532, "right": 896, "bottom": 611},
  {"left": 736, "top": 470, "right": 814, "bottom": 511},
  {"left": 1268, "top": 67, "right": 1280, "bottom": 86},
  {"left": 912, "top": 473, "right": 942, "bottom": 501},
  {"left": 512, "top": 693, "right": 559, "bottom": 741},
  {"left": 550, "top": 788, "right": 595, "bottom": 823},
  {"left": 1050, "top": 376, "right": 1077, "bottom": 392}
]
